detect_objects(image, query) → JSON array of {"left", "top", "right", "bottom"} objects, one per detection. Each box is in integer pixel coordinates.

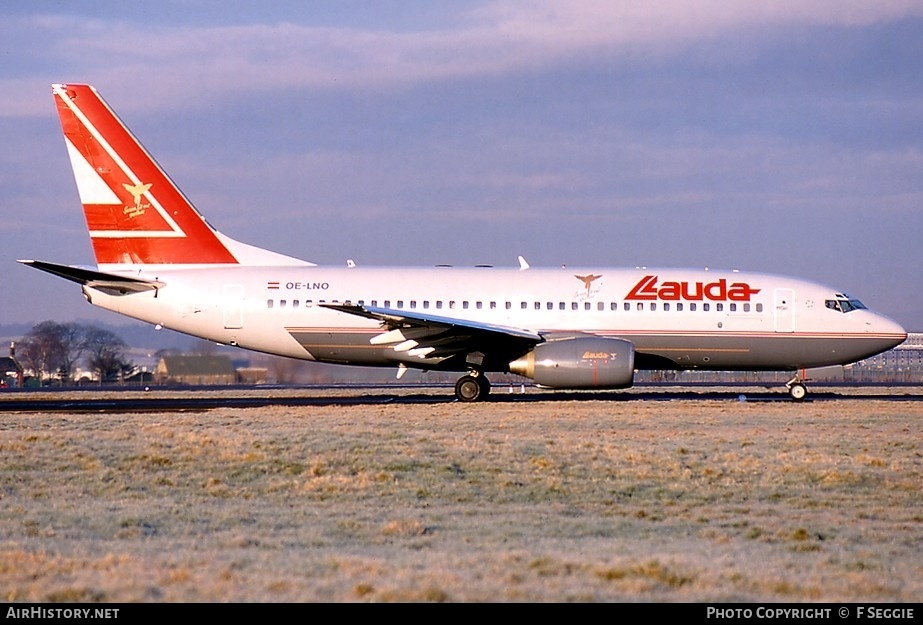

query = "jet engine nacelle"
[{"left": 509, "top": 336, "right": 635, "bottom": 389}]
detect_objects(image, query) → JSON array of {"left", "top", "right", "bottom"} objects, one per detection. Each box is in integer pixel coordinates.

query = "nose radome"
[{"left": 870, "top": 312, "right": 907, "bottom": 347}]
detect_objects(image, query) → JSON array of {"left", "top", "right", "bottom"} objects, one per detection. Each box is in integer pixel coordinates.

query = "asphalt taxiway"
[{"left": 1, "top": 383, "right": 921, "bottom": 412}]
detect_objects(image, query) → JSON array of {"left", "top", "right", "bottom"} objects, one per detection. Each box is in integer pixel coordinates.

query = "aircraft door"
[
  {"left": 223, "top": 284, "right": 244, "bottom": 329},
  {"left": 774, "top": 288, "right": 794, "bottom": 333}
]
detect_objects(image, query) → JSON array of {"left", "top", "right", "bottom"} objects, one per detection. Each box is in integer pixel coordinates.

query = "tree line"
[{"left": 15, "top": 320, "right": 133, "bottom": 385}]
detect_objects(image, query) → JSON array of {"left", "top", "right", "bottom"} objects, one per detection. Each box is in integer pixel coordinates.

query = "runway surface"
[{"left": 1, "top": 383, "right": 921, "bottom": 412}]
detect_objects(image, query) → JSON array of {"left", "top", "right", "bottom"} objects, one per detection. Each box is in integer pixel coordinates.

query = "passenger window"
[{"left": 267, "top": 299, "right": 274, "bottom": 308}]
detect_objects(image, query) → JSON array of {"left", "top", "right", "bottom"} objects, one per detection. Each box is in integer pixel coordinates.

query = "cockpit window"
[{"left": 825, "top": 299, "right": 867, "bottom": 313}]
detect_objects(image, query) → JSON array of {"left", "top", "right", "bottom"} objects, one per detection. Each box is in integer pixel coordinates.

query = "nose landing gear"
[{"left": 785, "top": 372, "right": 808, "bottom": 401}]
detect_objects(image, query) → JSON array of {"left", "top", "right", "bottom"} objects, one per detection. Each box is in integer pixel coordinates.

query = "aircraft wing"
[
  {"left": 322, "top": 303, "right": 543, "bottom": 362},
  {"left": 18, "top": 260, "right": 165, "bottom": 295}
]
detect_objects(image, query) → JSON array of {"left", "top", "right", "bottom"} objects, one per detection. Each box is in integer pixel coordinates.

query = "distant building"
[
  {"left": 0, "top": 342, "right": 24, "bottom": 388},
  {"left": 847, "top": 332, "right": 923, "bottom": 383},
  {"left": 236, "top": 367, "right": 269, "bottom": 385},
  {"left": 155, "top": 355, "right": 237, "bottom": 386}
]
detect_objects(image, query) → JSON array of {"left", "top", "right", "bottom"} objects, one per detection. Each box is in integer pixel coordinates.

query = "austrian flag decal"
[{"left": 626, "top": 275, "right": 761, "bottom": 302}]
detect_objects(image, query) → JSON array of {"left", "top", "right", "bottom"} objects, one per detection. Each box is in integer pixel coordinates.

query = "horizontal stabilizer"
[{"left": 18, "top": 260, "right": 164, "bottom": 294}]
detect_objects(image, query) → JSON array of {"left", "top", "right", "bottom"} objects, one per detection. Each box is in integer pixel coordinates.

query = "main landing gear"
[
  {"left": 455, "top": 372, "right": 491, "bottom": 402},
  {"left": 785, "top": 373, "right": 808, "bottom": 401}
]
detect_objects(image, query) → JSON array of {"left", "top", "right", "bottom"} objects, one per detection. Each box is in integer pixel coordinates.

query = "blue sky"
[{"left": 2, "top": 1, "right": 922, "bottom": 329}]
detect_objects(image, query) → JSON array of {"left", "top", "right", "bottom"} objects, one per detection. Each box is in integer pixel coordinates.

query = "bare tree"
[
  {"left": 83, "top": 326, "right": 131, "bottom": 383},
  {"left": 17, "top": 321, "right": 68, "bottom": 384},
  {"left": 56, "top": 322, "right": 87, "bottom": 383},
  {"left": 16, "top": 321, "right": 97, "bottom": 384}
]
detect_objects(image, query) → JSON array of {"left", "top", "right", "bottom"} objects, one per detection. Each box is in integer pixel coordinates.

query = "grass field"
[{"left": 0, "top": 388, "right": 920, "bottom": 602}]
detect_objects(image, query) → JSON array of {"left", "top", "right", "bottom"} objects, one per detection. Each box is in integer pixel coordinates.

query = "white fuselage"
[{"left": 82, "top": 264, "right": 907, "bottom": 373}]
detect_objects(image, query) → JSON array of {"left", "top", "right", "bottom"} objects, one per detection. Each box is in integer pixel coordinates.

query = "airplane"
[{"left": 20, "top": 83, "right": 907, "bottom": 402}]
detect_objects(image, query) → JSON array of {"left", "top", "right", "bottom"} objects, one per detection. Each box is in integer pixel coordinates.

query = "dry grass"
[{"left": 0, "top": 389, "right": 920, "bottom": 602}]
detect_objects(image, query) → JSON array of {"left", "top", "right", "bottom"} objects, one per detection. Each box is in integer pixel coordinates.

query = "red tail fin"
[
  {"left": 53, "top": 83, "right": 236, "bottom": 266},
  {"left": 53, "top": 84, "right": 308, "bottom": 268}
]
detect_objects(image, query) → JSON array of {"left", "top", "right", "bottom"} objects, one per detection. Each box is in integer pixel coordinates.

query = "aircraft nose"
[{"left": 870, "top": 312, "right": 907, "bottom": 349}]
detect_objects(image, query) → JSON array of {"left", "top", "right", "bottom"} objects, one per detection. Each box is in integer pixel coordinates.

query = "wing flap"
[
  {"left": 324, "top": 304, "right": 541, "bottom": 340},
  {"left": 321, "top": 303, "right": 542, "bottom": 363}
]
